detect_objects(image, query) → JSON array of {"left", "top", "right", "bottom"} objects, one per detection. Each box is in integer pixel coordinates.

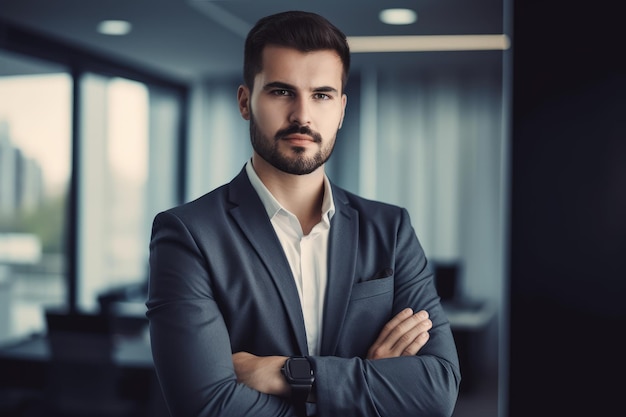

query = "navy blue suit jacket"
[{"left": 147, "top": 167, "right": 460, "bottom": 417}]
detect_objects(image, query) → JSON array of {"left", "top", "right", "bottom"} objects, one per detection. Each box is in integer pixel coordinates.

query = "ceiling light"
[
  {"left": 379, "top": 8, "right": 417, "bottom": 25},
  {"left": 97, "top": 20, "right": 132, "bottom": 36},
  {"left": 347, "top": 35, "right": 511, "bottom": 52}
]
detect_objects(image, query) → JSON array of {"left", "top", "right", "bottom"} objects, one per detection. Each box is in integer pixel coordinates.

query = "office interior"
[{"left": 1, "top": 1, "right": 624, "bottom": 417}]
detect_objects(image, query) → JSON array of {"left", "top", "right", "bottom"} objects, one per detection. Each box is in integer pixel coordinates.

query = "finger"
[
  {"left": 386, "top": 310, "right": 430, "bottom": 347},
  {"left": 390, "top": 316, "right": 432, "bottom": 355},
  {"left": 401, "top": 330, "right": 430, "bottom": 356},
  {"left": 368, "top": 310, "right": 431, "bottom": 359}
]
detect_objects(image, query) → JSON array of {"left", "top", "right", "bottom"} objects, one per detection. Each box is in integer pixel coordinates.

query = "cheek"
[
  {"left": 251, "top": 99, "right": 284, "bottom": 132},
  {"left": 318, "top": 108, "right": 343, "bottom": 135}
]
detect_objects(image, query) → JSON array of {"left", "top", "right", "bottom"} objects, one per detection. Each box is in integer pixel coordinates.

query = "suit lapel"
[
  {"left": 227, "top": 169, "right": 309, "bottom": 355},
  {"left": 320, "top": 187, "right": 359, "bottom": 355}
]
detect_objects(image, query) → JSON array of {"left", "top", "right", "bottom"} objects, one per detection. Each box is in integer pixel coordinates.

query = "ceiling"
[{"left": 0, "top": 0, "right": 505, "bottom": 83}]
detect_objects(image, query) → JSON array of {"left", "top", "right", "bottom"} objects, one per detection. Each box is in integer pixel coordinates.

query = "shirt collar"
[{"left": 245, "top": 159, "right": 335, "bottom": 222}]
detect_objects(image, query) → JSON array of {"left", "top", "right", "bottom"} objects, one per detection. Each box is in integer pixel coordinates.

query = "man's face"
[{"left": 238, "top": 45, "right": 347, "bottom": 175}]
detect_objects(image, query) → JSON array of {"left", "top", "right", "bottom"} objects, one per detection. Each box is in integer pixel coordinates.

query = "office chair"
[{"left": 40, "top": 310, "right": 145, "bottom": 417}]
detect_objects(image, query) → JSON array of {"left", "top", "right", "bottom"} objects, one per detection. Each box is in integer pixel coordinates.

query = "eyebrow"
[{"left": 263, "top": 81, "right": 339, "bottom": 94}]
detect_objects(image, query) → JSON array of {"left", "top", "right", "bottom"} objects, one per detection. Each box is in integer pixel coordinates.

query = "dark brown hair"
[{"left": 243, "top": 11, "right": 350, "bottom": 91}]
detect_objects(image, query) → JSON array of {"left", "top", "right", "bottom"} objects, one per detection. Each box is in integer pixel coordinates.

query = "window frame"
[{"left": 0, "top": 18, "right": 189, "bottom": 312}]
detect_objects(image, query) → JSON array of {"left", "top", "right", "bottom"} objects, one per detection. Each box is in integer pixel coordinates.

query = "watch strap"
[
  {"left": 282, "top": 356, "right": 314, "bottom": 417},
  {"left": 290, "top": 380, "right": 312, "bottom": 404}
]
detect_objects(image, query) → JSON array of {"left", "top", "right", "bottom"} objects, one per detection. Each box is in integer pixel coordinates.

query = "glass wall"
[
  {"left": 0, "top": 45, "right": 185, "bottom": 343},
  {"left": 0, "top": 51, "right": 71, "bottom": 342},
  {"left": 78, "top": 74, "right": 180, "bottom": 312}
]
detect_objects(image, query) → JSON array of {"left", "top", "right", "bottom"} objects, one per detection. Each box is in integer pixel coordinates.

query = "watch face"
[{"left": 289, "top": 358, "right": 312, "bottom": 379}]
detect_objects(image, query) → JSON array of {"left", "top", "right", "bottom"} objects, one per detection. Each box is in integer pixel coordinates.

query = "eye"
[
  {"left": 272, "top": 89, "right": 293, "bottom": 97},
  {"left": 313, "top": 93, "right": 331, "bottom": 100}
]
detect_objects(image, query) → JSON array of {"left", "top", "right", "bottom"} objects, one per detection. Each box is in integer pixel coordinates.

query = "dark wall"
[{"left": 509, "top": 1, "right": 626, "bottom": 415}]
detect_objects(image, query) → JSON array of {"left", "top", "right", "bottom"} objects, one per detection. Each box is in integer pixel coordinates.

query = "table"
[{"left": 0, "top": 331, "right": 168, "bottom": 416}]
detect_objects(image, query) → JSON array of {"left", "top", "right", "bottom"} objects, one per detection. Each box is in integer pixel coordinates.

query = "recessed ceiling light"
[
  {"left": 97, "top": 20, "right": 132, "bottom": 36},
  {"left": 379, "top": 8, "right": 417, "bottom": 25}
]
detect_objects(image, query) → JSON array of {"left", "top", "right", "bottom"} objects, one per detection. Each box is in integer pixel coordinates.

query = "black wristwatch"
[{"left": 281, "top": 356, "right": 314, "bottom": 414}]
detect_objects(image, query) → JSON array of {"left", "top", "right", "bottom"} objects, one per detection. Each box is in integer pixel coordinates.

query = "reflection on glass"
[
  {"left": 79, "top": 75, "right": 149, "bottom": 311},
  {"left": 0, "top": 65, "right": 71, "bottom": 341},
  {"left": 78, "top": 75, "right": 180, "bottom": 312},
  {"left": 107, "top": 78, "right": 149, "bottom": 284}
]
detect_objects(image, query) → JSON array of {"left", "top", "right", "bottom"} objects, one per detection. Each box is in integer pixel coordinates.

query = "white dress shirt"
[{"left": 246, "top": 160, "right": 335, "bottom": 356}]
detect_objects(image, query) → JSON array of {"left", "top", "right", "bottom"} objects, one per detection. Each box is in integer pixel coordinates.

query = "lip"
[
  {"left": 284, "top": 134, "right": 314, "bottom": 141},
  {"left": 282, "top": 134, "right": 316, "bottom": 145}
]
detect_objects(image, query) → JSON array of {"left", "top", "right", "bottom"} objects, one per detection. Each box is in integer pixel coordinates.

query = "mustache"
[{"left": 275, "top": 125, "right": 322, "bottom": 143}]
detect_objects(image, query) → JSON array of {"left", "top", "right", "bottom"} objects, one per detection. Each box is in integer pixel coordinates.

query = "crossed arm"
[
  {"left": 233, "top": 308, "right": 433, "bottom": 397},
  {"left": 149, "top": 207, "right": 460, "bottom": 416}
]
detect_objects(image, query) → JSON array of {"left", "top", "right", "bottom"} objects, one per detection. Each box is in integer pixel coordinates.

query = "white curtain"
[
  {"left": 329, "top": 68, "right": 506, "bottom": 305},
  {"left": 186, "top": 77, "right": 250, "bottom": 201}
]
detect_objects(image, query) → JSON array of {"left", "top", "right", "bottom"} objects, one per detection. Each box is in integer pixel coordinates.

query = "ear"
[
  {"left": 338, "top": 93, "right": 347, "bottom": 129},
  {"left": 237, "top": 85, "right": 251, "bottom": 120}
]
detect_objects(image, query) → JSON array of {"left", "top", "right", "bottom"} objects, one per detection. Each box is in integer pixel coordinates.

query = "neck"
[{"left": 252, "top": 154, "right": 325, "bottom": 234}]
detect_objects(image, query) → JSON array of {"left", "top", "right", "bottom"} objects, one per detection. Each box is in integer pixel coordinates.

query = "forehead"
[{"left": 256, "top": 45, "right": 344, "bottom": 90}]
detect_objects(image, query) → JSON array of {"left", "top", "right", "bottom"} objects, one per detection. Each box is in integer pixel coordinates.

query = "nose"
[{"left": 288, "top": 96, "right": 311, "bottom": 126}]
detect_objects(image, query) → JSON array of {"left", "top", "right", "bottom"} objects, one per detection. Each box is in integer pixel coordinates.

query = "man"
[{"left": 147, "top": 10, "right": 460, "bottom": 417}]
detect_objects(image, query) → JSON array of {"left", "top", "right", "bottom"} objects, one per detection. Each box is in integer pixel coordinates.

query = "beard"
[{"left": 249, "top": 112, "right": 337, "bottom": 175}]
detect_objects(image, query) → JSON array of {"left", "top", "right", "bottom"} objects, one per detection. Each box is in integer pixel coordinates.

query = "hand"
[
  {"left": 232, "top": 352, "right": 290, "bottom": 396},
  {"left": 367, "top": 308, "right": 432, "bottom": 360}
]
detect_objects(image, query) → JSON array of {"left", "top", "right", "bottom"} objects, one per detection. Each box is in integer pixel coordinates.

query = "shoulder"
[
  {"left": 331, "top": 184, "right": 407, "bottom": 218},
  {"left": 168, "top": 183, "right": 229, "bottom": 216},
  {"left": 330, "top": 184, "right": 422, "bottom": 254},
  {"left": 158, "top": 167, "right": 252, "bottom": 224}
]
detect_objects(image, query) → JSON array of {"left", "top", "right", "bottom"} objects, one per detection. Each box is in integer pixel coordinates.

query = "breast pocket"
[
  {"left": 337, "top": 276, "right": 394, "bottom": 357},
  {"left": 350, "top": 276, "right": 394, "bottom": 300}
]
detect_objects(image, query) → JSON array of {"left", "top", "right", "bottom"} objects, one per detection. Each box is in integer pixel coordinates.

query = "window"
[
  {"left": 78, "top": 74, "right": 180, "bottom": 311},
  {"left": 0, "top": 51, "right": 71, "bottom": 341},
  {"left": 0, "top": 42, "right": 185, "bottom": 343}
]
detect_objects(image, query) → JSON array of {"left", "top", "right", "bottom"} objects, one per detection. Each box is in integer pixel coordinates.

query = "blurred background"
[{"left": 1, "top": 1, "right": 624, "bottom": 417}]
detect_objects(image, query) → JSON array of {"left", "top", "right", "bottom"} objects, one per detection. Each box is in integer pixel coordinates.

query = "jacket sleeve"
[
  {"left": 146, "top": 211, "right": 296, "bottom": 417},
  {"left": 308, "top": 208, "right": 461, "bottom": 417}
]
